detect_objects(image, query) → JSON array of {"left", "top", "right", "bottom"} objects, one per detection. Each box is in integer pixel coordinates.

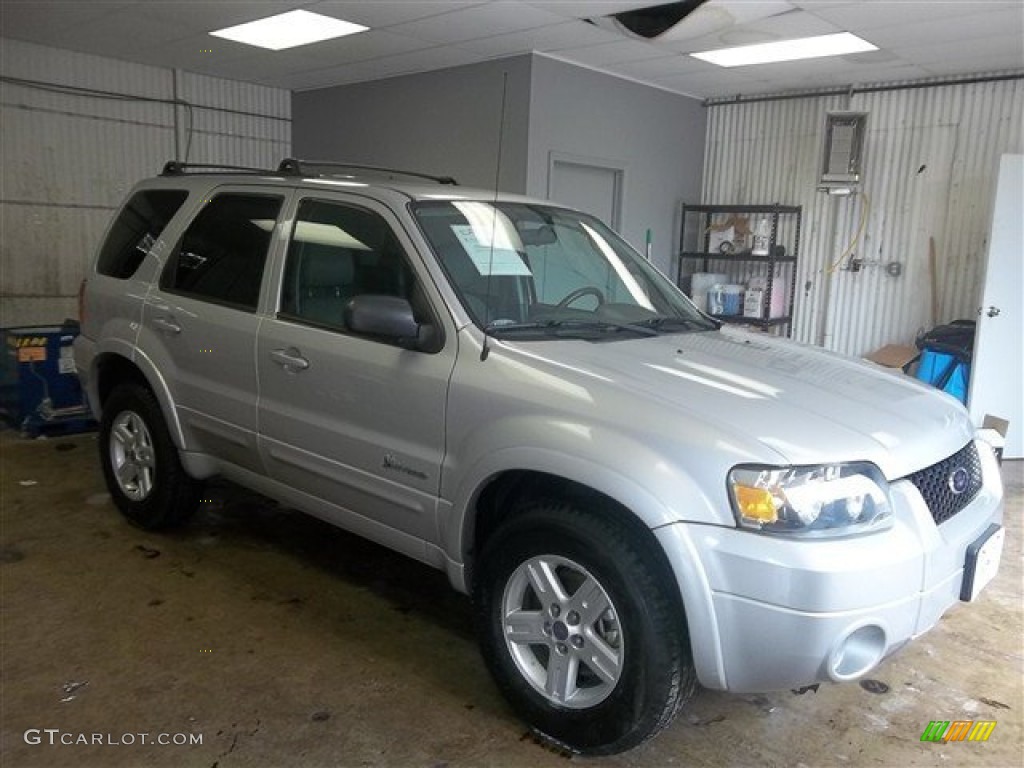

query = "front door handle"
[
  {"left": 152, "top": 316, "right": 182, "bottom": 334},
  {"left": 270, "top": 347, "right": 309, "bottom": 372}
]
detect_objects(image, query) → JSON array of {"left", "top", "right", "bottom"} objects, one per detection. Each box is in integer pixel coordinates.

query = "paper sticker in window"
[{"left": 451, "top": 225, "right": 531, "bottom": 276}]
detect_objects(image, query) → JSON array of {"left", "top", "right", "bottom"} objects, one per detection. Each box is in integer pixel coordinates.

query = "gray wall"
[
  {"left": 292, "top": 56, "right": 532, "bottom": 192},
  {"left": 526, "top": 55, "right": 706, "bottom": 275}
]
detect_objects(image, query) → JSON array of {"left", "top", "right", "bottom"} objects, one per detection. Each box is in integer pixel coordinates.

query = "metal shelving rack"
[{"left": 676, "top": 203, "right": 802, "bottom": 335}]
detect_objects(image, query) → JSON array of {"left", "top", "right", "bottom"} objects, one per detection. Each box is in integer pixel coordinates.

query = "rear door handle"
[
  {"left": 152, "top": 316, "right": 182, "bottom": 334},
  {"left": 270, "top": 348, "right": 309, "bottom": 372}
]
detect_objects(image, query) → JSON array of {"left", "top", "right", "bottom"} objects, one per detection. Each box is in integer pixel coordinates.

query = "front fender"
[{"left": 440, "top": 417, "right": 720, "bottom": 566}]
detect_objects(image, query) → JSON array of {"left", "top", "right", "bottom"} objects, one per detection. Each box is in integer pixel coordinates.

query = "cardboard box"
[{"left": 865, "top": 344, "right": 918, "bottom": 371}]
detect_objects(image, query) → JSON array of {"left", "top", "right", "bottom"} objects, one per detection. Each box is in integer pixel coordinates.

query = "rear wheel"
[
  {"left": 99, "top": 384, "right": 197, "bottom": 529},
  {"left": 474, "top": 499, "right": 696, "bottom": 754}
]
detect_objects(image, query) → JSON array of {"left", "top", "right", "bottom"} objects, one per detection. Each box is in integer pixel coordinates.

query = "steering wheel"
[{"left": 556, "top": 286, "right": 606, "bottom": 309}]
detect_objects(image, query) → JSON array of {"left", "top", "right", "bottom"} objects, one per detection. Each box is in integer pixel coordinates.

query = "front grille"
[{"left": 907, "top": 442, "right": 983, "bottom": 525}]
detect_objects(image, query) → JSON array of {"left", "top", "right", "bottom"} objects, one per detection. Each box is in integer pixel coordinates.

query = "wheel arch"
[
  {"left": 457, "top": 459, "right": 685, "bottom": 616},
  {"left": 93, "top": 349, "right": 185, "bottom": 450},
  {"left": 455, "top": 460, "right": 725, "bottom": 695}
]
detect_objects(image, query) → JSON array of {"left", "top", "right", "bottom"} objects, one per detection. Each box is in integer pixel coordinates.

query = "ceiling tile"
[
  {"left": 35, "top": 5, "right": 198, "bottom": 54},
  {"left": 852, "top": 8, "right": 1024, "bottom": 50},
  {"left": 0, "top": 1, "right": 134, "bottom": 43},
  {"left": 129, "top": 0, "right": 306, "bottom": 34},
  {"left": 807, "top": 0, "right": 1022, "bottom": 31},
  {"left": 529, "top": 2, "right": 664, "bottom": 20},
  {"left": 288, "top": 45, "right": 486, "bottom": 91},
  {"left": 308, "top": 1, "right": 489, "bottom": 29},
  {"left": 607, "top": 54, "right": 703, "bottom": 80},
  {"left": 386, "top": 2, "right": 568, "bottom": 44},
  {"left": 551, "top": 39, "right": 667, "bottom": 66},
  {"left": 2, "top": 0, "right": 1021, "bottom": 98},
  {"left": 660, "top": 9, "right": 841, "bottom": 53},
  {"left": 289, "top": 29, "right": 436, "bottom": 63},
  {"left": 457, "top": 20, "right": 620, "bottom": 56}
]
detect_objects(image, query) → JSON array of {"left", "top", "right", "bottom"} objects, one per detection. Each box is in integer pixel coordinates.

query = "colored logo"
[
  {"left": 948, "top": 467, "right": 970, "bottom": 495},
  {"left": 921, "top": 720, "right": 996, "bottom": 742}
]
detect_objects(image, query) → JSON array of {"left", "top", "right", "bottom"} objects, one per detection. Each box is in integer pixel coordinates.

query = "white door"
[
  {"left": 549, "top": 155, "right": 623, "bottom": 231},
  {"left": 968, "top": 154, "right": 1023, "bottom": 458}
]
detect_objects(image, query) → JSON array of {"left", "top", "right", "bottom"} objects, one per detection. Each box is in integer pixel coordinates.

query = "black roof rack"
[
  {"left": 161, "top": 161, "right": 278, "bottom": 176},
  {"left": 277, "top": 158, "right": 458, "bottom": 186}
]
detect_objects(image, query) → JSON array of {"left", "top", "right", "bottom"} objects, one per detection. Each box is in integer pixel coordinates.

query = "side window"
[
  {"left": 97, "top": 190, "right": 188, "bottom": 278},
  {"left": 280, "top": 199, "right": 418, "bottom": 332},
  {"left": 161, "top": 193, "right": 283, "bottom": 310}
]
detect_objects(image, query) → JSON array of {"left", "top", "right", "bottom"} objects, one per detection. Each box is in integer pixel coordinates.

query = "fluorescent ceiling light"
[
  {"left": 691, "top": 32, "right": 877, "bottom": 68},
  {"left": 210, "top": 10, "right": 368, "bottom": 51}
]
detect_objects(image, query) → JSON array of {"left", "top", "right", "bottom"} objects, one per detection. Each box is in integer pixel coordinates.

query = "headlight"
[{"left": 728, "top": 462, "right": 892, "bottom": 537}]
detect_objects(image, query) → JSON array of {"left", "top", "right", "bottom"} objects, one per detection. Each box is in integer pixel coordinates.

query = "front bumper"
[{"left": 657, "top": 440, "right": 1004, "bottom": 692}]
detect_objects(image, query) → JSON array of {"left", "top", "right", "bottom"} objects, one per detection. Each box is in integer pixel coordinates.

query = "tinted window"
[
  {"left": 280, "top": 199, "right": 418, "bottom": 331},
  {"left": 162, "top": 194, "right": 283, "bottom": 310},
  {"left": 97, "top": 190, "right": 188, "bottom": 278}
]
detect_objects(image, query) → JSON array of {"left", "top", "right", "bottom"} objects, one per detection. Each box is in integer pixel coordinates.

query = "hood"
[{"left": 501, "top": 328, "right": 972, "bottom": 480}]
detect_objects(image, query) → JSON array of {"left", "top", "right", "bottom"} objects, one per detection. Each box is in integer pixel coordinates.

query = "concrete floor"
[{"left": 1, "top": 430, "right": 1021, "bottom": 768}]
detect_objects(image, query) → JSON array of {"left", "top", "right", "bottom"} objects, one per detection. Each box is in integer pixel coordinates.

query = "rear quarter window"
[
  {"left": 159, "top": 193, "right": 283, "bottom": 311},
  {"left": 96, "top": 190, "right": 188, "bottom": 278}
]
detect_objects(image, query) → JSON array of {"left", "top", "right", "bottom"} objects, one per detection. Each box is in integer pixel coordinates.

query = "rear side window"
[
  {"left": 161, "top": 193, "right": 283, "bottom": 311},
  {"left": 97, "top": 190, "right": 188, "bottom": 278}
]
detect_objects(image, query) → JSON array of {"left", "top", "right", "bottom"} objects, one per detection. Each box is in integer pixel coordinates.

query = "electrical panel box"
[{"left": 820, "top": 111, "right": 868, "bottom": 189}]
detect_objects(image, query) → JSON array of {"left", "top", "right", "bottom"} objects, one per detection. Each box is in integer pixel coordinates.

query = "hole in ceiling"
[{"left": 613, "top": 0, "right": 711, "bottom": 39}]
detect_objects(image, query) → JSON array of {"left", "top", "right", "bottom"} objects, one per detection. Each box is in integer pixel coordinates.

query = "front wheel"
[
  {"left": 99, "top": 383, "right": 198, "bottom": 529},
  {"left": 474, "top": 500, "right": 696, "bottom": 754}
]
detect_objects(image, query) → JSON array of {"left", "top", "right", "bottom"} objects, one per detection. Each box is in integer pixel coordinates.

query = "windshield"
[{"left": 411, "top": 200, "right": 716, "bottom": 339}]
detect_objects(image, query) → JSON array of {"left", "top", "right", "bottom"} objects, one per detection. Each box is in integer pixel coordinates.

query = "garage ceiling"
[{"left": 2, "top": 1, "right": 1022, "bottom": 98}]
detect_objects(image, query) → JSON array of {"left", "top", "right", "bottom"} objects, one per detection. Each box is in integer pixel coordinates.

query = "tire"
[
  {"left": 99, "top": 383, "right": 198, "bottom": 530},
  {"left": 474, "top": 499, "right": 696, "bottom": 755}
]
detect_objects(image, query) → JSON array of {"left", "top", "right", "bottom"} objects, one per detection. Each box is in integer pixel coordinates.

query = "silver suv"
[{"left": 75, "top": 160, "right": 1004, "bottom": 754}]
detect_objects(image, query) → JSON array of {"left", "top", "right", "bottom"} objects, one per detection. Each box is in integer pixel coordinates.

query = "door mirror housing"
[{"left": 344, "top": 295, "right": 439, "bottom": 352}]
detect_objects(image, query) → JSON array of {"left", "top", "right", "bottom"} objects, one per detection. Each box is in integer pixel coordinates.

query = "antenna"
[{"left": 480, "top": 70, "right": 509, "bottom": 362}]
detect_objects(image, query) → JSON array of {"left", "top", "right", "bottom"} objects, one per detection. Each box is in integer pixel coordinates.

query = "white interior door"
[
  {"left": 968, "top": 154, "right": 1023, "bottom": 458},
  {"left": 549, "top": 154, "right": 623, "bottom": 231}
]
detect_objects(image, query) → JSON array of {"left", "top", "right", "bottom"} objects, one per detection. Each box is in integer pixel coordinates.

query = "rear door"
[
  {"left": 141, "top": 186, "right": 287, "bottom": 472},
  {"left": 256, "top": 193, "right": 456, "bottom": 547}
]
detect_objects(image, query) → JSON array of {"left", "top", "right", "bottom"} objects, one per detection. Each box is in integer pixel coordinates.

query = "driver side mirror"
[{"left": 344, "top": 295, "right": 440, "bottom": 353}]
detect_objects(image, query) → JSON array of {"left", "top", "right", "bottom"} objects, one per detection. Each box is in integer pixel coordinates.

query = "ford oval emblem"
[{"left": 948, "top": 467, "right": 970, "bottom": 495}]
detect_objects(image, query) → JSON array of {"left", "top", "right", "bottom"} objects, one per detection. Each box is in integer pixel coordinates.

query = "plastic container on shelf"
[
  {"left": 708, "top": 284, "right": 744, "bottom": 316},
  {"left": 752, "top": 216, "right": 771, "bottom": 256},
  {"left": 690, "top": 272, "right": 727, "bottom": 313}
]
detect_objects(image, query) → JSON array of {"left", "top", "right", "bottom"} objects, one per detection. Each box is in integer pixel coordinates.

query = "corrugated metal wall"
[
  {"left": 702, "top": 73, "right": 1024, "bottom": 357},
  {"left": 0, "top": 39, "right": 291, "bottom": 326}
]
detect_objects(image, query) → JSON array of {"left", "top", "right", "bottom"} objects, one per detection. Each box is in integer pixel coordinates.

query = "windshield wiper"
[
  {"left": 485, "top": 318, "right": 659, "bottom": 338},
  {"left": 635, "top": 315, "right": 719, "bottom": 331}
]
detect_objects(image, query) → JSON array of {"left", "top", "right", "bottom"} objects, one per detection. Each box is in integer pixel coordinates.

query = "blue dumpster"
[{"left": 0, "top": 322, "right": 96, "bottom": 435}]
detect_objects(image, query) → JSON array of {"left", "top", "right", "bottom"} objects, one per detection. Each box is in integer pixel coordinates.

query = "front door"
[{"left": 256, "top": 194, "right": 456, "bottom": 546}]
